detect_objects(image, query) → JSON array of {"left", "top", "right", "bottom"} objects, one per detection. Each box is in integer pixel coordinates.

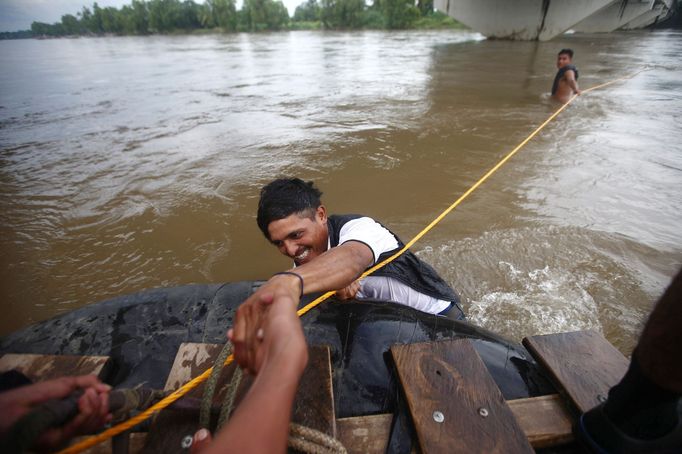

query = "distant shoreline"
[
  {"left": 2, "top": 25, "right": 466, "bottom": 41},
  {"left": 1, "top": 13, "right": 465, "bottom": 40}
]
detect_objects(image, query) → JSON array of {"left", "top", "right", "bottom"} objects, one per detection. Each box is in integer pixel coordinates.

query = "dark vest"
[
  {"left": 327, "top": 214, "right": 461, "bottom": 306},
  {"left": 551, "top": 64, "right": 579, "bottom": 95}
]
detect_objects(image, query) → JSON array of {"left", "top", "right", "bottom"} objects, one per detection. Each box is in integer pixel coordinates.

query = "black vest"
[
  {"left": 551, "top": 64, "right": 579, "bottom": 95},
  {"left": 327, "top": 214, "right": 461, "bottom": 306}
]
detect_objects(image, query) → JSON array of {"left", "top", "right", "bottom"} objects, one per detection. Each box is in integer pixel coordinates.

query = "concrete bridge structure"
[
  {"left": 434, "top": 0, "right": 676, "bottom": 40},
  {"left": 621, "top": 0, "right": 674, "bottom": 29}
]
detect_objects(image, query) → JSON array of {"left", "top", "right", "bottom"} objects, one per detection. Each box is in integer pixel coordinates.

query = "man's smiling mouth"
[{"left": 294, "top": 248, "right": 310, "bottom": 263}]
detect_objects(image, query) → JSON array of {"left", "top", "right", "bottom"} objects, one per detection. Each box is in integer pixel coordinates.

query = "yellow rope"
[
  {"left": 299, "top": 68, "right": 645, "bottom": 317},
  {"left": 59, "top": 70, "right": 643, "bottom": 453}
]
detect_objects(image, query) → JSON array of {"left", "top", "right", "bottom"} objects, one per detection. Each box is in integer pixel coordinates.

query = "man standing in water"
[
  {"left": 244, "top": 178, "right": 464, "bottom": 320},
  {"left": 551, "top": 48, "right": 581, "bottom": 102}
]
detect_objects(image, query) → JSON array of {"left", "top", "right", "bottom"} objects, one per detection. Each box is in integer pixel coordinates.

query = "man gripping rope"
[{"left": 245, "top": 178, "right": 464, "bottom": 327}]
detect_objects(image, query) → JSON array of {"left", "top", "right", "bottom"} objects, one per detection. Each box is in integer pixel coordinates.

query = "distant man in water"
[{"left": 551, "top": 48, "right": 581, "bottom": 103}]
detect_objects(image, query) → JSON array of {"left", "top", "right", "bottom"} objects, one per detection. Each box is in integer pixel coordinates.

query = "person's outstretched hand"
[
  {"left": 193, "top": 275, "right": 308, "bottom": 454},
  {"left": 228, "top": 273, "right": 305, "bottom": 376}
]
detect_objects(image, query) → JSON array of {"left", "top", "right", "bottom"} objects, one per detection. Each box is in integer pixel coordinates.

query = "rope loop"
[
  {"left": 289, "top": 423, "right": 348, "bottom": 454},
  {"left": 199, "top": 341, "right": 233, "bottom": 429}
]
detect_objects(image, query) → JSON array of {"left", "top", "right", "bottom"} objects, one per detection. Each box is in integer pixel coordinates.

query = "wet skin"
[{"left": 553, "top": 53, "right": 581, "bottom": 103}]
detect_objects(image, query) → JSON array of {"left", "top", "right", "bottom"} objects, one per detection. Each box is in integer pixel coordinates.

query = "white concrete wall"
[
  {"left": 573, "top": 0, "right": 654, "bottom": 33},
  {"left": 433, "top": 0, "right": 617, "bottom": 41}
]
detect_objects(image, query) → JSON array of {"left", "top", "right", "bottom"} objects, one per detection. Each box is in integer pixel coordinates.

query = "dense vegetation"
[{"left": 1, "top": 0, "right": 463, "bottom": 38}]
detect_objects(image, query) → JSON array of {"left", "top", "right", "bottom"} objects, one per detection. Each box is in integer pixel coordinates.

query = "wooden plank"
[
  {"left": 337, "top": 395, "right": 572, "bottom": 450},
  {"left": 145, "top": 343, "right": 335, "bottom": 453},
  {"left": 129, "top": 433, "right": 147, "bottom": 454},
  {"left": 508, "top": 394, "right": 573, "bottom": 448},
  {"left": 337, "top": 414, "right": 392, "bottom": 454},
  {"left": 71, "top": 433, "right": 146, "bottom": 454},
  {"left": 73, "top": 379, "right": 568, "bottom": 452},
  {"left": 0, "top": 353, "right": 111, "bottom": 382},
  {"left": 164, "top": 342, "right": 225, "bottom": 391},
  {"left": 145, "top": 342, "right": 235, "bottom": 453},
  {"left": 391, "top": 338, "right": 533, "bottom": 454},
  {"left": 292, "top": 344, "right": 336, "bottom": 437},
  {"left": 69, "top": 436, "right": 111, "bottom": 454},
  {"left": 523, "top": 330, "right": 629, "bottom": 413}
]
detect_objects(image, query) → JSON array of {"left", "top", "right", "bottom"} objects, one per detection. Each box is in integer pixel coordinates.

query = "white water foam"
[{"left": 416, "top": 224, "right": 673, "bottom": 353}]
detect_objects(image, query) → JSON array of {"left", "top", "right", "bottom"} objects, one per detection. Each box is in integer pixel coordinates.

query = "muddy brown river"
[{"left": 1, "top": 29, "right": 681, "bottom": 354}]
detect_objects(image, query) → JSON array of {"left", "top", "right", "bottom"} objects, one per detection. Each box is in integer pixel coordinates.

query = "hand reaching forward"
[
  {"left": 228, "top": 273, "right": 307, "bottom": 376},
  {"left": 192, "top": 274, "right": 309, "bottom": 454}
]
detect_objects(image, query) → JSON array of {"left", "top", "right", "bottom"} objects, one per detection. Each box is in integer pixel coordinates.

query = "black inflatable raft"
[{"left": 0, "top": 281, "right": 554, "bottom": 419}]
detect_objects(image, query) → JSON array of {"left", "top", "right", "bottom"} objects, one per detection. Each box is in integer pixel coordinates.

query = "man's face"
[
  {"left": 267, "top": 206, "right": 328, "bottom": 266},
  {"left": 557, "top": 53, "right": 572, "bottom": 69}
]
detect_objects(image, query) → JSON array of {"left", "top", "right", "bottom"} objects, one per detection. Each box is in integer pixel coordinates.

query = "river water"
[{"left": 1, "top": 30, "right": 681, "bottom": 353}]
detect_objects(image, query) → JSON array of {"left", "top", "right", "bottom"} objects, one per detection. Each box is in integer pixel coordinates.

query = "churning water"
[{"left": 1, "top": 30, "right": 681, "bottom": 354}]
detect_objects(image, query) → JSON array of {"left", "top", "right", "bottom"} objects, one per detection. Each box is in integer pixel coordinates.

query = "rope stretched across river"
[{"left": 58, "top": 69, "right": 645, "bottom": 454}]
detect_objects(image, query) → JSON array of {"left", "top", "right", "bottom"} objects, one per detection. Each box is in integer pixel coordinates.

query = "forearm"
[
  {"left": 204, "top": 354, "right": 303, "bottom": 453},
  {"left": 290, "top": 242, "right": 372, "bottom": 294},
  {"left": 568, "top": 77, "right": 580, "bottom": 93}
]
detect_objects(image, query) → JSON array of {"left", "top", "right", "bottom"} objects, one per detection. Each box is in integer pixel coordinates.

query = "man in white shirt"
[{"left": 252, "top": 178, "right": 464, "bottom": 320}]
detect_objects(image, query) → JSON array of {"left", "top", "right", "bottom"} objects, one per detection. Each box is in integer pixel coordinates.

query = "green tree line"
[
  {"left": 30, "top": 0, "right": 272, "bottom": 35},
  {"left": 12, "top": 0, "right": 460, "bottom": 38}
]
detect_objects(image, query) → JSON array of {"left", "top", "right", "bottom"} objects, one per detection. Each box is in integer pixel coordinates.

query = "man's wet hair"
[
  {"left": 558, "top": 48, "right": 574, "bottom": 58},
  {"left": 257, "top": 178, "right": 323, "bottom": 239}
]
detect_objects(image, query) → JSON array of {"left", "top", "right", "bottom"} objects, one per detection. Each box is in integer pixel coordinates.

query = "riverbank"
[
  {"left": 0, "top": 10, "right": 468, "bottom": 40},
  {"left": 288, "top": 12, "right": 465, "bottom": 31},
  {"left": 1, "top": 12, "right": 465, "bottom": 39}
]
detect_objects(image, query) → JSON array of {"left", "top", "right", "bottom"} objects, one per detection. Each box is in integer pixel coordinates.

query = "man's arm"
[
  {"left": 195, "top": 287, "right": 308, "bottom": 454},
  {"left": 566, "top": 70, "right": 581, "bottom": 95},
  {"left": 291, "top": 240, "right": 374, "bottom": 294},
  {"left": 247, "top": 239, "right": 373, "bottom": 309},
  {"left": 231, "top": 241, "right": 372, "bottom": 372}
]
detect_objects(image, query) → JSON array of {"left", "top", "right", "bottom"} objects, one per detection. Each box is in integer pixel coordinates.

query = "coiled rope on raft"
[
  {"left": 58, "top": 70, "right": 645, "bottom": 454},
  {"left": 199, "top": 342, "right": 346, "bottom": 453}
]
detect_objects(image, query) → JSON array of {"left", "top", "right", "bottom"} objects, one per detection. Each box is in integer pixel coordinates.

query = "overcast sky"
[{"left": 0, "top": 0, "right": 303, "bottom": 32}]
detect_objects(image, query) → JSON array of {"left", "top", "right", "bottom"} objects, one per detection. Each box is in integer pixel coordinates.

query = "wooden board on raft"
[
  {"left": 143, "top": 342, "right": 335, "bottom": 453},
  {"left": 72, "top": 433, "right": 147, "bottom": 454},
  {"left": 0, "top": 353, "right": 111, "bottom": 381},
  {"left": 336, "top": 413, "right": 393, "bottom": 454},
  {"left": 391, "top": 338, "right": 534, "bottom": 454},
  {"left": 523, "top": 330, "right": 629, "bottom": 414},
  {"left": 333, "top": 396, "right": 575, "bottom": 451},
  {"left": 508, "top": 394, "right": 573, "bottom": 448}
]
